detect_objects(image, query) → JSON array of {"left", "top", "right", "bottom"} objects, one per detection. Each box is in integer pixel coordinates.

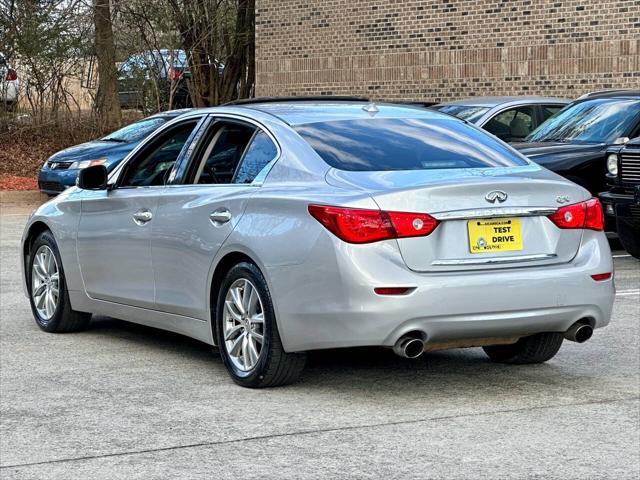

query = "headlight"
[
  {"left": 606, "top": 154, "right": 618, "bottom": 176},
  {"left": 70, "top": 158, "right": 107, "bottom": 170}
]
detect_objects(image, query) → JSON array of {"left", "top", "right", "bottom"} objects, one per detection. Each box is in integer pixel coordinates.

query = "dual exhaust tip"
[
  {"left": 393, "top": 321, "right": 594, "bottom": 359},
  {"left": 563, "top": 322, "right": 593, "bottom": 343},
  {"left": 393, "top": 336, "right": 425, "bottom": 359}
]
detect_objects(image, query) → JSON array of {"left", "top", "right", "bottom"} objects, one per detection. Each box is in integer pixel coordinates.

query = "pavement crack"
[{"left": 2, "top": 395, "right": 638, "bottom": 470}]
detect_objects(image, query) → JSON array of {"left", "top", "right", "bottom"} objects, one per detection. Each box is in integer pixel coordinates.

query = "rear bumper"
[
  {"left": 1, "top": 81, "right": 18, "bottom": 103},
  {"left": 267, "top": 230, "right": 615, "bottom": 352}
]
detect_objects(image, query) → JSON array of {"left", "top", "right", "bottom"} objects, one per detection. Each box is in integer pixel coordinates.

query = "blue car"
[{"left": 38, "top": 109, "right": 191, "bottom": 195}]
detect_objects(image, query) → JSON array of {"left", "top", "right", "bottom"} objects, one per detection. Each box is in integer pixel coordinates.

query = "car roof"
[
  {"left": 435, "top": 96, "right": 570, "bottom": 108},
  {"left": 230, "top": 101, "right": 444, "bottom": 126},
  {"left": 148, "top": 108, "right": 194, "bottom": 119},
  {"left": 577, "top": 89, "right": 640, "bottom": 100}
]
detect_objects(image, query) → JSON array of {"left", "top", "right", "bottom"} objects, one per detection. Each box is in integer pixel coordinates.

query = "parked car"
[
  {"left": 513, "top": 91, "right": 640, "bottom": 196},
  {"left": 600, "top": 137, "right": 640, "bottom": 258},
  {"left": 434, "top": 96, "right": 569, "bottom": 142},
  {"left": 0, "top": 52, "right": 19, "bottom": 111},
  {"left": 38, "top": 109, "right": 191, "bottom": 195},
  {"left": 22, "top": 99, "right": 614, "bottom": 388},
  {"left": 118, "top": 49, "right": 191, "bottom": 110}
]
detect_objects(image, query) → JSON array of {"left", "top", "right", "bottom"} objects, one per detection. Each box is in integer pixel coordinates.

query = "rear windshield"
[
  {"left": 526, "top": 99, "right": 640, "bottom": 144},
  {"left": 102, "top": 117, "right": 167, "bottom": 143},
  {"left": 434, "top": 105, "right": 491, "bottom": 123},
  {"left": 295, "top": 118, "right": 528, "bottom": 171}
]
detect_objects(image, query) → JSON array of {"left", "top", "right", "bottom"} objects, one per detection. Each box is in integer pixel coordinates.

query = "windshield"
[
  {"left": 434, "top": 105, "right": 491, "bottom": 123},
  {"left": 295, "top": 118, "right": 528, "bottom": 172},
  {"left": 526, "top": 99, "right": 640, "bottom": 143},
  {"left": 102, "top": 117, "right": 168, "bottom": 143}
]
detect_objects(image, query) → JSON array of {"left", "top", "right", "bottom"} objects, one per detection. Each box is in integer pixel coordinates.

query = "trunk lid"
[{"left": 326, "top": 165, "right": 590, "bottom": 272}]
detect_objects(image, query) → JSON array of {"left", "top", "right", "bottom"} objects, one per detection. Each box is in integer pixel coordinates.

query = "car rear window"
[
  {"left": 102, "top": 117, "right": 167, "bottom": 143},
  {"left": 434, "top": 105, "right": 491, "bottom": 123},
  {"left": 295, "top": 118, "right": 528, "bottom": 171}
]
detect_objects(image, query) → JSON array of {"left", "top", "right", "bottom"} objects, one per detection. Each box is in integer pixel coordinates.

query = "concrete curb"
[{"left": 0, "top": 190, "right": 47, "bottom": 204}]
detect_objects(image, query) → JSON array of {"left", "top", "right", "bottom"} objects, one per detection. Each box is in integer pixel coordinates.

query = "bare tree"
[
  {"left": 1, "top": 0, "right": 94, "bottom": 121},
  {"left": 168, "top": 0, "right": 255, "bottom": 106},
  {"left": 94, "top": 0, "right": 121, "bottom": 129}
]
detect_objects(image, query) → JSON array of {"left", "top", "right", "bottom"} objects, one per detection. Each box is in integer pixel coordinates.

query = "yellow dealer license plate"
[{"left": 468, "top": 218, "right": 523, "bottom": 254}]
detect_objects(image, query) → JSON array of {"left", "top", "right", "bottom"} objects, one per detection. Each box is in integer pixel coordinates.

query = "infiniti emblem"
[{"left": 485, "top": 190, "right": 508, "bottom": 203}]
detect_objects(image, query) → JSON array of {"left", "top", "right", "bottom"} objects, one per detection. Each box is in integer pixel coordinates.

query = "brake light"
[
  {"left": 168, "top": 67, "right": 182, "bottom": 82},
  {"left": 5, "top": 68, "right": 17, "bottom": 81},
  {"left": 547, "top": 198, "right": 604, "bottom": 231},
  {"left": 590, "top": 272, "right": 612, "bottom": 282},
  {"left": 308, "top": 205, "right": 439, "bottom": 244}
]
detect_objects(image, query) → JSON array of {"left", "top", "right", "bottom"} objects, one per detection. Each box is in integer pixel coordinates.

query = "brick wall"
[{"left": 255, "top": 0, "right": 640, "bottom": 102}]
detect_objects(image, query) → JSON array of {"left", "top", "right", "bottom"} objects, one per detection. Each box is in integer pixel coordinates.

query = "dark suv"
[
  {"left": 513, "top": 91, "right": 640, "bottom": 197},
  {"left": 600, "top": 138, "right": 640, "bottom": 259}
]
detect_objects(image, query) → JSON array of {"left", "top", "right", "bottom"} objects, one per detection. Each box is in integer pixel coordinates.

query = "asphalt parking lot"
[{"left": 1, "top": 205, "right": 638, "bottom": 479}]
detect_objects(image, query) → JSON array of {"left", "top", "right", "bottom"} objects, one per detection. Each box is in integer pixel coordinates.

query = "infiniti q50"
[{"left": 21, "top": 99, "right": 615, "bottom": 387}]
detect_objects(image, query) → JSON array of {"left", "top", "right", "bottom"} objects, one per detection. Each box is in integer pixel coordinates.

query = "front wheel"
[
  {"left": 215, "top": 262, "right": 306, "bottom": 388},
  {"left": 483, "top": 332, "right": 563, "bottom": 364},
  {"left": 27, "top": 231, "right": 91, "bottom": 332}
]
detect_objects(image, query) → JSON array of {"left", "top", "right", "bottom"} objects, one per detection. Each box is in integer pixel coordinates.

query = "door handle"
[
  {"left": 210, "top": 209, "right": 232, "bottom": 225},
  {"left": 132, "top": 209, "right": 153, "bottom": 225}
]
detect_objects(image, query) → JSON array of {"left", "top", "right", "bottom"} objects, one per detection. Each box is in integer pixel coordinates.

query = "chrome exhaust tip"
[
  {"left": 393, "top": 337, "right": 425, "bottom": 359},
  {"left": 564, "top": 323, "right": 594, "bottom": 343}
]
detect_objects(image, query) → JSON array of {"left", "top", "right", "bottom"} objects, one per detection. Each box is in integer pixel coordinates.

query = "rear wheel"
[
  {"left": 483, "top": 332, "right": 563, "bottom": 364},
  {"left": 215, "top": 262, "right": 306, "bottom": 388},
  {"left": 27, "top": 231, "right": 91, "bottom": 332}
]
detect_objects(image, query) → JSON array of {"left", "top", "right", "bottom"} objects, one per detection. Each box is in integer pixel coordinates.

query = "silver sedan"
[
  {"left": 434, "top": 96, "right": 569, "bottom": 142},
  {"left": 21, "top": 100, "right": 614, "bottom": 388}
]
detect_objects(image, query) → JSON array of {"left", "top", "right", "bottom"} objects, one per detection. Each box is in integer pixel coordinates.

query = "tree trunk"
[{"left": 94, "top": 0, "right": 121, "bottom": 130}]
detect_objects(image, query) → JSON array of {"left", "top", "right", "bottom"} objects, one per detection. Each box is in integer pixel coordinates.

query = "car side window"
[
  {"left": 485, "top": 107, "right": 535, "bottom": 142},
  {"left": 194, "top": 122, "right": 256, "bottom": 184},
  {"left": 233, "top": 131, "right": 278, "bottom": 184},
  {"left": 120, "top": 122, "right": 197, "bottom": 188}
]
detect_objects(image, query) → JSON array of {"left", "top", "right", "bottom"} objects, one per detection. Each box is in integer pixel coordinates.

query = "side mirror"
[{"left": 78, "top": 165, "right": 108, "bottom": 190}]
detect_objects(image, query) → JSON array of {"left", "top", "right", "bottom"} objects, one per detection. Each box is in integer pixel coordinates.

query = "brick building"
[{"left": 255, "top": 0, "right": 640, "bottom": 102}]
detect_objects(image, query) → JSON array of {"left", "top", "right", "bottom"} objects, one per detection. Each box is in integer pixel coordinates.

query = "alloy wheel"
[
  {"left": 222, "top": 278, "right": 265, "bottom": 371},
  {"left": 31, "top": 245, "right": 60, "bottom": 321}
]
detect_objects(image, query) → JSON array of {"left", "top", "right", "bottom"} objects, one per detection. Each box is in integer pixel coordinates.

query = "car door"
[
  {"left": 77, "top": 117, "right": 203, "bottom": 308},
  {"left": 151, "top": 116, "right": 279, "bottom": 319}
]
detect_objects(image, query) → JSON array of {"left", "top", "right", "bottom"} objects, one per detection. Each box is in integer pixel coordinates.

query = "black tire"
[
  {"left": 617, "top": 218, "right": 640, "bottom": 260},
  {"left": 483, "top": 332, "right": 563, "bottom": 364},
  {"left": 26, "top": 231, "right": 91, "bottom": 333},
  {"left": 215, "top": 262, "right": 306, "bottom": 388}
]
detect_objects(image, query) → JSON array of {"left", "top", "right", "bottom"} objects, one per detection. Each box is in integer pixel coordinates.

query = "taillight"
[
  {"left": 5, "top": 68, "right": 17, "bottom": 81},
  {"left": 308, "top": 205, "right": 439, "bottom": 244},
  {"left": 547, "top": 198, "right": 604, "bottom": 231},
  {"left": 167, "top": 67, "right": 182, "bottom": 82}
]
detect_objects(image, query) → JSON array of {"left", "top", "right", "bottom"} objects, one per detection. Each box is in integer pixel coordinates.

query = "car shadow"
[{"left": 85, "top": 315, "right": 594, "bottom": 398}]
